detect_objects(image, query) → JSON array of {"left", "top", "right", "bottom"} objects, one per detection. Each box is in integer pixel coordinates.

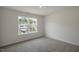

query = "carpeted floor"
[{"left": 0, "top": 37, "right": 79, "bottom": 52}]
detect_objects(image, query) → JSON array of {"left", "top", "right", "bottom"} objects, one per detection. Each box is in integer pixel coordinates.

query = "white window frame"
[{"left": 18, "top": 16, "right": 38, "bottom": 35}]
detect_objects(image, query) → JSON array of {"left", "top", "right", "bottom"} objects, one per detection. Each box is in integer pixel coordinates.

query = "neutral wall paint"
[
  {"left": 45, "top": 8, "right": 79, "bottom": 46},
  {"left": 0, "top": 7, "right": 44, "bottom": 47},
  {"left": 0, "top": 8, "right": 2, "bottom": 46}
]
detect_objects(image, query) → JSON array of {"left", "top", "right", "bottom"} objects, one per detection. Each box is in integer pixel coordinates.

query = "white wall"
[
  {"left": 45, "top": 8, "right": 79, "bottom": 46},
  {"left": 0, "top": 8, "right": 2, "bottom": 46},
  {"left": 0, "top": 7, "right": 44, "bottom": 47}
]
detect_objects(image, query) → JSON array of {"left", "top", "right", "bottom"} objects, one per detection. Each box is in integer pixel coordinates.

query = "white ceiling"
[{"left": 3, "top": 6, "right": 79, "bottom": 16}]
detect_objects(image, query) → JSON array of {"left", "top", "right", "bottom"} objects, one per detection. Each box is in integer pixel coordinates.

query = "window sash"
[{"left": 18, "top": 16, "right": 37, "bottom": 35}]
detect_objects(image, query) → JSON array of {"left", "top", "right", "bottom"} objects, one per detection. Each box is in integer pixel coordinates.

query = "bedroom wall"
[
  {"left": 45, "top": 7, "right": 79, "bottom": 46},
  {"left": 0, "top": 7, "right": 45, "bottom": 47},
  {"left": 0, "top": 8, "right": 2, "bottom": 46}
]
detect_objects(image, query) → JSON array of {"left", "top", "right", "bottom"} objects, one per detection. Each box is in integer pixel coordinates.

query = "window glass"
[{"left": 18, "top": 16, "right": 37, "bottom": 35}]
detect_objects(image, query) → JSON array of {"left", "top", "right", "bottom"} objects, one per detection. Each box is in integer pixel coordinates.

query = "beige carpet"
[{"left": 0, "top": 37, "right": 79, "bottom": 52}]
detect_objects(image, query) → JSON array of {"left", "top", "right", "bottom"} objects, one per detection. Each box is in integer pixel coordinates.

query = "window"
[{"left": 18, "top": 16, "right": 37, "bottom": 35}]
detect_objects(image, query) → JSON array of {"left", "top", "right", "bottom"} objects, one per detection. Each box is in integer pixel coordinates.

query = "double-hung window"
[{"left": 18, "top": 16, "right": 37, "bottom": 35}]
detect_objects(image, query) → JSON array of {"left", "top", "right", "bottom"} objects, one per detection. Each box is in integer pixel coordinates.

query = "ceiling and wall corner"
[{"left": 2, "top": 6, "right": 79, "bottom": 16}]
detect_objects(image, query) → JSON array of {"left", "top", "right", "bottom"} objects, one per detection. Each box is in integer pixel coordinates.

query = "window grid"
[{"left": 18, "top": 16, "right": 37, "bottom": 35}]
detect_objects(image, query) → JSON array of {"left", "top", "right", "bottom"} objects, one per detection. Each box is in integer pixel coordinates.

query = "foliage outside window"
[{"left": 18, "top": 16, "right": 37, "bottom": 35}]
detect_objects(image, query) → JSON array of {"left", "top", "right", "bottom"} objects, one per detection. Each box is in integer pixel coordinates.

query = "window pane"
[
  {"left": 29, "top": 25, "right": 37, "bottom": 33},
  {"left": 18, "top": 16, "right": 29, "bottom": 35},
  {"left": 18, "top": 16, "right": 37, "bottom": 35},
  {"left": 29, "top": 18, "right": 37, "bottom": 25}
]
